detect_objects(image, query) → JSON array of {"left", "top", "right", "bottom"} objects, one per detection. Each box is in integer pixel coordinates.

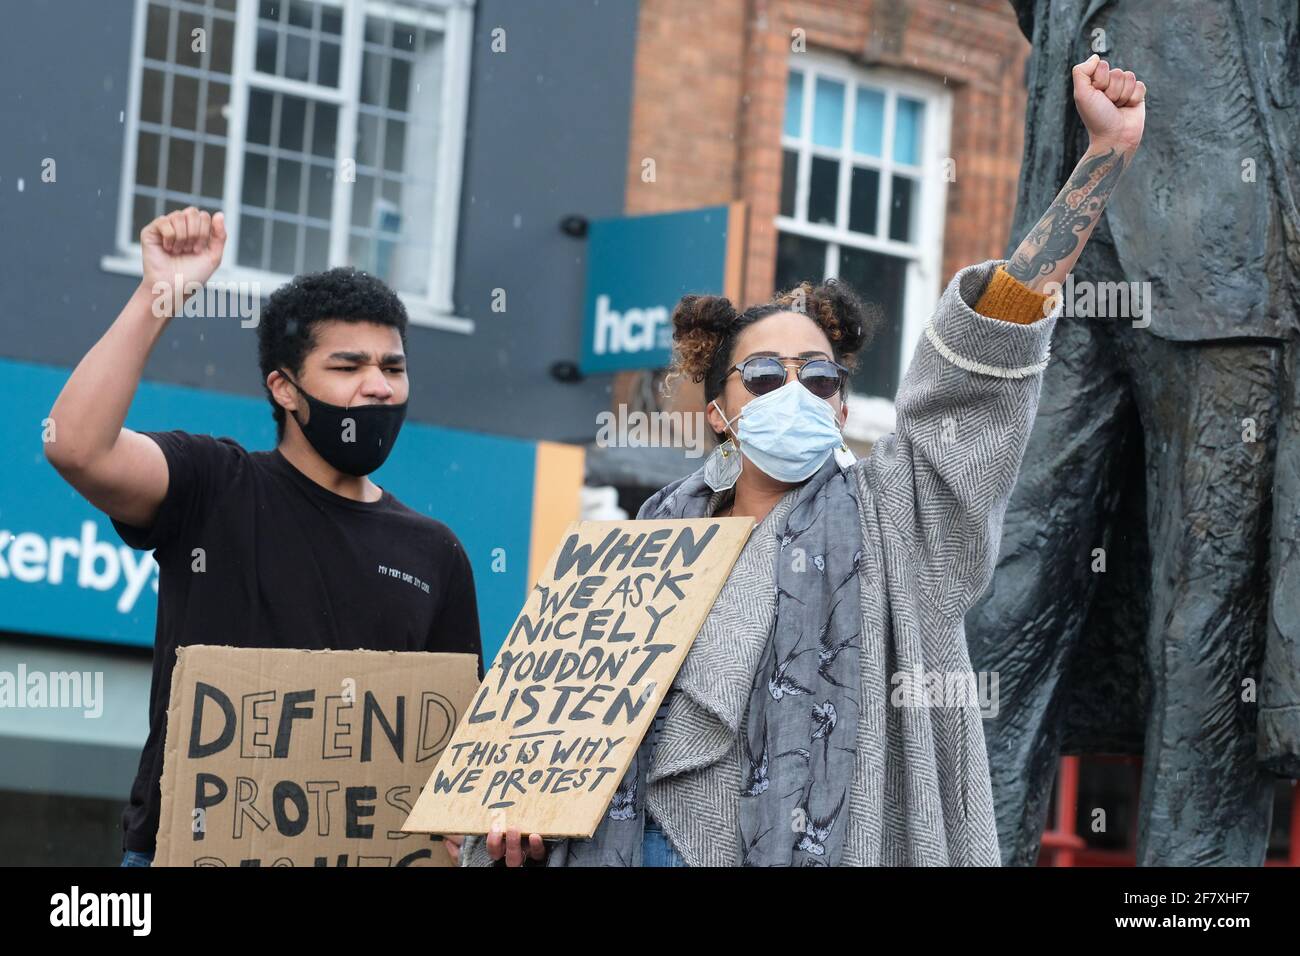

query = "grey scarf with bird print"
[{"left": 639, "top": 453, "right": 863, "bottom": 865}]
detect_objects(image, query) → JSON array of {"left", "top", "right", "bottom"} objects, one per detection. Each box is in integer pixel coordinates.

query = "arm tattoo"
[{"left": 1005, "top": 148, "right": 1127, "bottom": 282}]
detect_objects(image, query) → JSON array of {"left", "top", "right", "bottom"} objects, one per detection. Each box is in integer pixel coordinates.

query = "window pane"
[
  {"left": 849, "top": 166, "right": 879, "bottom": 235},
  {"left": 349, "top": 233, "right": 372, "bottom": 271},
  {"left": 355, "top": 111, "right": 380, "bottom": 168},
  {"left": 311, "top": 101, "right": 337, "bottom": 157},
  {"left": 238, "top": 214, "right": 266, "bottom": 270},
  {"left": 774, "top": 232, "right": 828, "bottom": 291},
  {"left": 211, "top": 18, "right": 235, "bottom": 75},
  {"left": 837, "top": 248, "right": 907, "bottom": 400},
  {"left": 380, "top": 177, "right": 402, "bottom": 208},
  {"left": 171, "top": 74, "right": 199, "bottom": 131},
  {"left": 893, "top": 96, "right": 924, "bottom": 165},
  {"left": 242, "top": 153, "right": 268, "bottom": 206},
  {"left": 270, "top": 219, "right": 297, "bottom": 275},
  {"left": 854, "top": 87, "right": 884, "bottom": 157},
  {"left": 144, "top": 3, "right": 171, "bottom": 62},
  {"left": 388, "top": 58, "right": 411, "bottom": 113},
  {"left": 166, "top": 136, "right": 194, "bottom": 194},
  {"left": 360, "top": 49, "right": 386, "bottom": 105},
  {"left": 140, "top": 69, "right": 165, "bottom": 125},
  {"left": 373, "top": 199, "right": 401, "bottom": 266},
  {"left": 274, "top": 158, "right": 303, "bottom": 214},
  {"left": 279, "top": 95, "right": 306, "bottom": 152},
  {"left": 307, "top": 163, "right": 333, "bottom": 220},
  {"left": 812, "top": 77, "right": 845, "bottom": 148},
  {"left": 175, "top": 11, "right": 205, "bottom": 70},
  {"left": 317, "top": 40, "right": 340, "bottom": 88},
  {"left": 135, "top": 131, "right": 161, "bottom": 187},
  {"left": 284, "top": 33, "right": 311, "bottom": 83},
  {"left": 889, "top": 175, "right": 916, "bottom": 242},
  {"left": 780, "top": 149, "right": 798, "bottom": 218},
  {"left": 288, "top": 0, "right": 314, "bottom": 29},
  {"left": 808, "top": 157, "right": 838, "bottom": 226},
  {"left": 255, "top": 26, "right": 278, "bottom": 75},
  {"left": 784, "top": 70, "right": 803, "bottom": 138},
  {"left": 206, "top": 81, "right": 230, "bottom": 137},
  {"left": 384, "top": 120, "right": 406, "bottom": 174},
  {"left": 392, "top": 23, "right": 420, "bottom": 51},
  {"left": 304, "top": 226, "right": 331, "bottom": 272},
  {"left": 201, "top": 144, "right": 226, "bottom": 199},
  {"left": 351, "top": 174, "right": 375, "bottom": 228},
  {"left": 132, "top": 193, "right": 157, "bottom": 236},
  {"left": 246, "top": 89, "right": 273, "bottom": 145}
]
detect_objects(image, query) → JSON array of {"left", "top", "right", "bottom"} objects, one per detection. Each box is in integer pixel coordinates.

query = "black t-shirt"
[{"left": 112, "top": 430, "right": 484, "bottom": 854}]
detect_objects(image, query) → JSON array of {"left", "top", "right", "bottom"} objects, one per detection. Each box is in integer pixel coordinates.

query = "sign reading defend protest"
[
  {"left": 154, "top": 646, "right": 479, "bottom": 867},
  {"left": 403, "top": 518, "right": 753, "bottom": 838}
]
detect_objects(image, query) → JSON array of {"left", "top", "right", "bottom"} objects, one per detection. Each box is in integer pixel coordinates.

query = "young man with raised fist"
[{"left": 45, "top": 208, "right": 483, "bottom": 866}]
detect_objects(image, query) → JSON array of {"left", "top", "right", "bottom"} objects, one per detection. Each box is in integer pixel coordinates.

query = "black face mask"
[{"left": 281, "top": 370, "right": 407, "bottom": 476}]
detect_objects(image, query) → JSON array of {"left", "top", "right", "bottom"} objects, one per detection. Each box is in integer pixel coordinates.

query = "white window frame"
[
  {"left": 102, "top": 0, "right": 476, "bottom": 333},
  {"left": 777, "top": 51, "right": 952, "bottom": 419}
]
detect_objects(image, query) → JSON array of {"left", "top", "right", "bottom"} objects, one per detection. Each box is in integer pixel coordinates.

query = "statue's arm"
[{"left": 1005, "top": 55, "right": 1146, "bottom": 292}]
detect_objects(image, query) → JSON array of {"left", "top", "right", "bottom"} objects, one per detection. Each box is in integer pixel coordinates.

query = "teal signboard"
[{"left": 579, "top": 204, "right": 742, "bottom": 373}]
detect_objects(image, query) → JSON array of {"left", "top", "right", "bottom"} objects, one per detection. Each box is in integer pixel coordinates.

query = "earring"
[{"left": 704, "top": 438, "right": 742, "bottom": 491}]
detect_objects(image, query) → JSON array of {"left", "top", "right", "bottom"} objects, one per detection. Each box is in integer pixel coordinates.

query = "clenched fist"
[
  {"left": 140, "top": 206, "right": 227, "bottom": 317},
  {"left": 1073, "top": 54, "right": 1146, "bottom": 155}
]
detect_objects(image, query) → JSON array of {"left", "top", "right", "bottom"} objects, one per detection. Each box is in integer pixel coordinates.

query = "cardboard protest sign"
[
  {"left": 403, "top": 517, "right": 753, "bottom": 838},
  {"left": 154, "top": 645, "right": 479, "bottom": 867}
]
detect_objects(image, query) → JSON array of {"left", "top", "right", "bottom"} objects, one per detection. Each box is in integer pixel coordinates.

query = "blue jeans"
[
  {"left": 642, "top": 814, "right": 688, "bottom": 867},
  {"left": 120, "top": 850, "right": 154, "bottom": 867}
]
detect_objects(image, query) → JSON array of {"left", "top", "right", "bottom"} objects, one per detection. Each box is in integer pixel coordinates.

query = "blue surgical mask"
[{"left": 712, "top": 380, "right": 845, "bottom": 484}]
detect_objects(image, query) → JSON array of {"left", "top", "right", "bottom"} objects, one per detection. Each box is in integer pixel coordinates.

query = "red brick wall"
[{"left": 623, "top": 0, "right": 1032, "bottom": 306}]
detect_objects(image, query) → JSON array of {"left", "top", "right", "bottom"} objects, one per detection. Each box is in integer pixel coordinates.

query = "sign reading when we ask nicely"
[{"left": 403, "top": 517, "right": 753, "bottom": 839}]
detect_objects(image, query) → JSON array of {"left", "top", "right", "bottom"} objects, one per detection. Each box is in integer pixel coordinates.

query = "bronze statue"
[{"left": 968, "top": 0, "right": 1300, "bottom": 865}]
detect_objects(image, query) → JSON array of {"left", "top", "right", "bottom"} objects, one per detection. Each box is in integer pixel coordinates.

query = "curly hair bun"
[
  {"left": 776, "top": 277, "right": 878, "bottom": 366},
  {"left": 670, "top": 293, "right": 737, "bottom": 382}
]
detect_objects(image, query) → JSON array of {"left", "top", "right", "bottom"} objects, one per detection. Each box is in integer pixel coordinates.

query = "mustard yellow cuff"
[{"left": 973, "top": 265, "right": 1054, "bottom": 325}]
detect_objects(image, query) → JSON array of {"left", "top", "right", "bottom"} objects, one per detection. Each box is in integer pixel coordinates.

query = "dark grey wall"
[{"left": 0, "top": 0, "right": 638, "bottom": 444}]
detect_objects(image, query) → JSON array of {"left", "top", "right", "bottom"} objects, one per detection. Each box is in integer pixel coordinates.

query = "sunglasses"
[{"left": 727, "top": 354, "right": 849, "bottom": 399}]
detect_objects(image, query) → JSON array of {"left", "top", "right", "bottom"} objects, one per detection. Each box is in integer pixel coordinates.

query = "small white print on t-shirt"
[{"left": 377, "top": 564, "right": 432, "bottom": 594}]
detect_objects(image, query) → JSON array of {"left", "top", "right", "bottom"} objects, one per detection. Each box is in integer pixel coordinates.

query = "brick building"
[{"left": 615, "top": 0, "right": 1032, "bottom": 440}]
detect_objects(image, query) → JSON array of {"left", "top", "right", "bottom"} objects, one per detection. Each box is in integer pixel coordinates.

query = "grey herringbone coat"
[{"left": 462, "top": 259, "right": 1059, "bottom": 866}]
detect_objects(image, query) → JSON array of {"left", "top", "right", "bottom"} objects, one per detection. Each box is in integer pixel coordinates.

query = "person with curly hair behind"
[
  {"left": 453, "top": 54, "right": 1146, "bottom": 867},
  {"left": 44, "top": 212, "right": 484, "bottom": 866}
]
